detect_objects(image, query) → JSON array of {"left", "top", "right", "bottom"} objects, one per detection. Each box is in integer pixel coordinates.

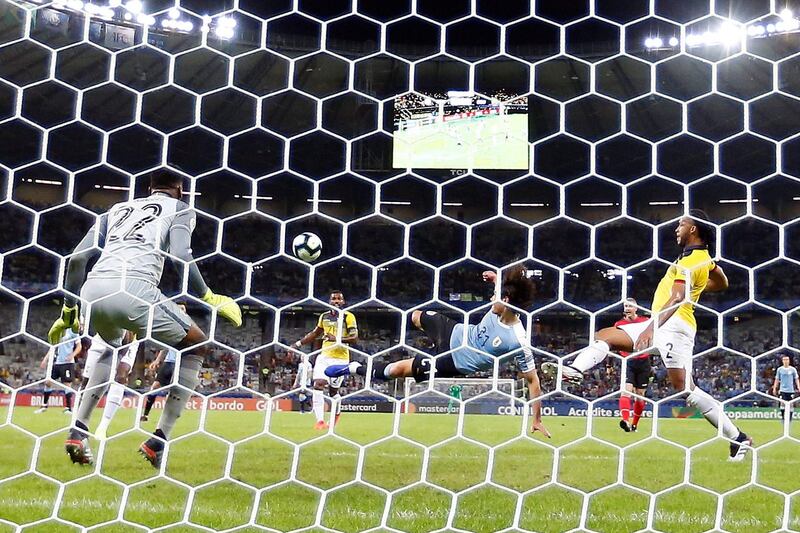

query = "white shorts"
[
  {"left": 312, "top": 355, "right": 346, "bottom": 388},
  {"left": 83, "top": 334, "right": 137, "bottom": 379},
  {"left": 616, "top": 317, "right": 695, "bottom": 370}
]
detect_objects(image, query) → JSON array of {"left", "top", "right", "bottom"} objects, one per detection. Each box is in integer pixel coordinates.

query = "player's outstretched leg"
[{"left": 541, "top": 327, "right": 634, "bottom": 385}]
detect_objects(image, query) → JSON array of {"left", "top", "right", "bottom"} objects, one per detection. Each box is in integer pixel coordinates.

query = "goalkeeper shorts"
[{"left": 81, "top": 278, "right": 193, "bottom": 347}]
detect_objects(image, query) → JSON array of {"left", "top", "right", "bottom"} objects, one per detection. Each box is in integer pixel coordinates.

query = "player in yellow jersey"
[
  {"left": 543, "top": 211, "right": 753, "bottom": 461},
  {"left": 294, "top": 291, "right": 358, "bottom": 430}
]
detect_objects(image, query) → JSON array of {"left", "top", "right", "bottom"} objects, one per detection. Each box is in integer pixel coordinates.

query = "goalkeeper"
[
  {"left": 447, "top": 383, "right": 462, "bottom": 414},
  {"left": 49, "top": 170, "right": 241, "bottom": 467}
]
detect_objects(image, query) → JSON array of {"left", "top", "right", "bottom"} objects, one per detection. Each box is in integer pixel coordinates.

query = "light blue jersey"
[
  {"left": 165, "top": 348, "right": 178, "bottom": 364},
  {"left": 777, "top": 366, "right": 798, "bottom": 393},
  {"left": 55, "top": 329, "right": 80, "bottom": 364},
  {"left": 449, "top": 311, "right": 535, "bottom": 374}
]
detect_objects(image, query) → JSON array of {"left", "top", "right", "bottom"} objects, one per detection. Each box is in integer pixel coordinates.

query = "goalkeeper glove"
[
  {"left": 202, "top": 289, "right": 242, "bottom": 327},
  {"left": 48, "top": 304, "right": 80, "bottom": 345}
]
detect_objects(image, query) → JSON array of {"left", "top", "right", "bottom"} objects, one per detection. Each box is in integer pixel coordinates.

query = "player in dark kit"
[{"left": 616, "top": 298, "right": 650, "bottom": 432}]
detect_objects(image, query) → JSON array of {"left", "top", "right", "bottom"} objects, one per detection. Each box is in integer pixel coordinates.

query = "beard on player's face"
[{"left": 675, "top": 220, "right": 690, "bottom": 247}]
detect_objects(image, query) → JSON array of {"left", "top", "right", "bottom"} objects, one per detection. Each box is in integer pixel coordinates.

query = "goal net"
[
  {"left": 0, "top": 0, "right": 796, "bottom": 531},
  {"left": 402, "top": 377, "right": 519, "bottom": 413}
]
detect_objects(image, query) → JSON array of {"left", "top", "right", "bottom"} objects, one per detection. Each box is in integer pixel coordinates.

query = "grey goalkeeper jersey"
[{"left": 87, "top": 193, "right": 203, "bottom": 291}]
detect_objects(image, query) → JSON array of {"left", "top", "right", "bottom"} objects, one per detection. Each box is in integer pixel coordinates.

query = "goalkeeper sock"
[
  {"left": 570, "top": 340, "right": 610, "bottom": 373},
  {"left": 632, "top": 399, "right": 645, "bottom": 426},
  {"left": 156, "top": 355, "right": 201, "bottom": 439},
  {"left": 619, "top": 395, "right": 631, "bottom": 422},
  {"left": 76, "top": 355, "right": 112, "bottom": 429},
  {"left": 144, "top": 394, "right": 156, "bottom": 416},
  {"left": 312, "top": 390, "right": 325, "bottom": 423},
  {"left": 687, "top": 387, "right": 738, "bottom": 440}
]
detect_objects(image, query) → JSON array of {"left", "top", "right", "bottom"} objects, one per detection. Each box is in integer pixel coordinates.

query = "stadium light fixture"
[
  {"left": 125, "top": 0, "right": 142, "bottom": 14},
  {"left": 24, "top": 178, "right": 62, "bottom": 185},
  {"left": 233, "top": 195, "right": 273, "bottom": 200}
]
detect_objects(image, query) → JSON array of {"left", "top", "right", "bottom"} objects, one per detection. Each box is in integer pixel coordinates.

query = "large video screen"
[{"left": 392, "top": 91, "right": 529, "bottom": 170}]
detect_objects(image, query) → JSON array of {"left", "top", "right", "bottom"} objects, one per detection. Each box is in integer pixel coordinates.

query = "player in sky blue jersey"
[
  {"left": 772, "top": 355, "right": 800, "bottom": 424},
  {"left": 37, "top": 328, "right": 81, "bottom": 414},
  {"left": 326, "top": 265, "right": 550, "bottom": 437}
]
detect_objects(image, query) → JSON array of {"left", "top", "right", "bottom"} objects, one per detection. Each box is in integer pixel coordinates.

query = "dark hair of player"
[
  {"left": 150, "top": 170, "right": 183, "bottom": 191},
  {"left": 501, "top": 265, "right": 535, "bottom": 309},
  {"left": 688, "top": 209, "right": 714, "bottom": 245}
]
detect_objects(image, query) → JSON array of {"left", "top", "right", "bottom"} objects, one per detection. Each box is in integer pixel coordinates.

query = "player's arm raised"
[
  {"left": 705, "top": 264, "right": 728, "bottom": 293},
  {"left": 170, "top": 209, "right": 241, "bottom": 327},
  {"left": 49, "top": 215, "right": 108, "bottom": 344}
]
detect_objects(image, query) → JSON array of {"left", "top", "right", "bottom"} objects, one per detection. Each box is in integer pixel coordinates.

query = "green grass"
[{"left": 0, "top": 406, "right": 798, "bottom": 532}]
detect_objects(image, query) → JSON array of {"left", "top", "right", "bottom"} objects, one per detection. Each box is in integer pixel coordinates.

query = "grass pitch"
[
  {"left": 393, "top": 114, "right": 529, "bottom": 170},
  {"left": 0, "top": 405, "right": 798, "bottom": 532}
]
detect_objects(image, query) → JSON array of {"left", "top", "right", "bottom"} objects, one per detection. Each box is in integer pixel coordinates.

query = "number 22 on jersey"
[{"left": 107, "top": 203, "right": 163, "bottom": 244}]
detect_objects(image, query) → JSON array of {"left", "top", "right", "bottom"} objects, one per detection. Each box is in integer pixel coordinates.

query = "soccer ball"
[{"left": 292, "top": 232, "right": 322, "bottom": 262}]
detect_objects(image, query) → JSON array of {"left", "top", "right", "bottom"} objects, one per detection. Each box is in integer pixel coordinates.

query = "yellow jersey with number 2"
[{"left": 651, "top": 246, "right": 715, "bottom": 332}]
